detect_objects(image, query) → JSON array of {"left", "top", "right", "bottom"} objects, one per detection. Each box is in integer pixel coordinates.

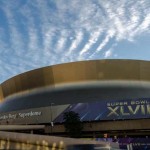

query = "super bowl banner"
[{"left": 54, "top": 98, "right": 150, "bottom": 122}]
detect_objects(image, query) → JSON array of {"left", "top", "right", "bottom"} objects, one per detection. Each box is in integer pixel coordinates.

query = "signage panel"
[
  {"left": 0, "top": 104, "right": 69, "bottom": 125},
  {"left": 54, "top": 98, "right": 150, "bottom": 122}
]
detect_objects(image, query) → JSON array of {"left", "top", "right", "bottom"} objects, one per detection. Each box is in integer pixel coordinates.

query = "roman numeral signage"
[{"left": 107, "top": 100, "right": 150, "bottom": 118}]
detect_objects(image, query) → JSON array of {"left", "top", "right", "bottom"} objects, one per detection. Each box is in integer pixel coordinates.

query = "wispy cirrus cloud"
[
  {"left": 104, "top": 50, "right": 113, "bottom": 58},
  {"left": 79, "top": 29, "right": 103, "bottom": 56},
  {"left": 0, "top": 0, "right": 150, "bottom": 83},
  {"left": 66, "top": 30, "right": 84, "bottom": 56}
]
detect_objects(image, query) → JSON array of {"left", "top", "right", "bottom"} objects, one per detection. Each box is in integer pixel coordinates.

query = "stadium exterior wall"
[{"left": 0, "top": 59, "right": 150, "bottom": 128}]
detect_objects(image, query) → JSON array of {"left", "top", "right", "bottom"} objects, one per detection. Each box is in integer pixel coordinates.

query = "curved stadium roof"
[{"left": 0, "top": 59, "right": 150, "bottom": 112}]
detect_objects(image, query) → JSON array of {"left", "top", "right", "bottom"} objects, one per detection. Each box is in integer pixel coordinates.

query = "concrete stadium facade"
[{"left": 0, "top": 59, "right": 150, "bottom": 136}]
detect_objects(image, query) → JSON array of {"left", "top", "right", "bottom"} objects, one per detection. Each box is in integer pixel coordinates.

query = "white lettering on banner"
[
  {"left": 107, "top": 105, "right": 150, "bottom": 117},
  {"left": 107, "top": 102, "right": 128, "bottom": 106},
  {"left": 107, "top": 100, "right": 150, "bottom": 107},
  {"left": 19, "top": 111, "right": 42, "bottom": 118},
  {"left": 0, "top": 111, "right": 42, "bottom": 120},
  {"left": 131, "top": 100, "right": 149, "bottom": 105},
  {"left": 9, "top": 114, "right": 16, "bottom": 119},
  {"left": 0, "top": 115, "right": 8, "bottom": 120}
]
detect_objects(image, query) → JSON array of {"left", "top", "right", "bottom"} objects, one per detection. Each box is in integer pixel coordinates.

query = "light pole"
[{"left": 50, "top": 103, "right": 54, "bottom": 134}]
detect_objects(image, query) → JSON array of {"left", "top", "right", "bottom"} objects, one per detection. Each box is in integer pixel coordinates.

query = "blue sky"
[{"left": 0, "top": 0, "right": 150, "bottom": 83}]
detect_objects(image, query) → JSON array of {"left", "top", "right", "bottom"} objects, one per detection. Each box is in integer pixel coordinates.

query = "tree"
[{"left": 63, "top": 111, "right": 83, "bottom": 138}]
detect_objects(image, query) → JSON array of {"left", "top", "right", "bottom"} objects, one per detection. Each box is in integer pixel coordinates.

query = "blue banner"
[{"left": 54, "top": 98, "right": 150, "bottom": 122}]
